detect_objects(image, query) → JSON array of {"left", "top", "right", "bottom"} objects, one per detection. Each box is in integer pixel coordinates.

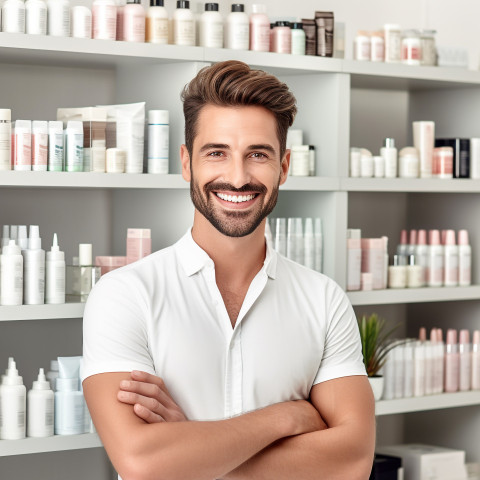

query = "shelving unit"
[{"left": 2, "top": 32, "right": 480, "bottom": 477}]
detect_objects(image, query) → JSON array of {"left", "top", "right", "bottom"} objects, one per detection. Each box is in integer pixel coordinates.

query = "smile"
[{"left": 215, "top": 193, "right": 257, "bottom": 203}]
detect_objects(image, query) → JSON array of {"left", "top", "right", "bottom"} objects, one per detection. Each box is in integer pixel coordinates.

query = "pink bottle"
[
  {"left": 418, "top": 327, "right": 427, "bottom": 342},
  {"left": 126, "top": 228, "right": 152, "bottom": 264},
  {"left": 459, "top": 329, "right": 471, "bottom": 391},
  {"left": 271, "top": 21, "right": 291, "bottom": 54},
  {"left": 428, "top": 229, "right": 444, "bottom": 287},
  {"left": 407, "top": 229, "right": 417, "bottom": 256},
  {"left": 397, "top": 229, "right": 408, "bottom": 256},
  {"left": 472, "top": 330, "right": 480, "bottom": 390},
  {"left": 123, "top": 0, "right": 145, "bottom": 42},
  {"left": 444, "top": 329, "right": 459, "bottom": 393},
  {"left": 249, "top": 4, "right": 270, "bottom": 52},
  {"left": 444, "top": 229, "right": 459, "bottom": 286},
  {"left": 436, "top": 328, "right": 445, "bottom": 393}
]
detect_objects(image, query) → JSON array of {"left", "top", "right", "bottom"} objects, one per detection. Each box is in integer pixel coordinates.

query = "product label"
[
  {"left": 3, "top": 5, "right": 25, "bottom": 33},
  {"left": 228, "top": 24, "right": 249, "bottom": 50},
  {"left": 174, "top": 18, "right": 195, "bottom": 46},
  {"left": 251, "top": 24, "right": 269, "bottom": 51},
  {"left": 49, "top": 133, "right": 64, "bottom": 171},
  {"left": 203, "top": 22, "right": 223, "bottom": 48},
  {"left": 15, "top": 132, "right": 32, "bottom": 167},
  {"left": 93, "top": 4, "right": 116, "bottom": 40},
  {"left": 385, "top": 31, "right": 401, "bottom": 62},
  {"left": 146, "top": 17, "right": 168, "bottom": 43},
  {"left": 0, "top": 127, "right": 11, "bottom": 169},
  {"left": 33, "top": 133, "right": 48, "bottom": 168}
]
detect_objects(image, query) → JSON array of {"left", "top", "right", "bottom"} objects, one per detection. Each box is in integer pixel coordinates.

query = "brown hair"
[{"left": 181, "top": 60, "right": 297, "bottom": 159}]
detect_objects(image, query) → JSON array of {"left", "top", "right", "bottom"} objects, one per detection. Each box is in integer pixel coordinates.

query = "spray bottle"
[
  {"left": 46, "top": 233, "right": 65, "bottom": 304},
  {"left": 24, "top": 225, "right": 46, "bottom": 305}
]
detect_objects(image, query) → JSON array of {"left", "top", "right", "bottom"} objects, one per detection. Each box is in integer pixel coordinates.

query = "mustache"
[{"left": 204, "top": 182, "right": 267, "bottom": 194}]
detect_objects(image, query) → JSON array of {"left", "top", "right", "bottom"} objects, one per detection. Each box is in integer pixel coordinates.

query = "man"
[{"left": 82, "top": 60, "right": 375, "bottom": 480}]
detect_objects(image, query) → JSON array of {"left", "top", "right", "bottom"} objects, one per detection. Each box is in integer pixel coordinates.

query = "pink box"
[
  {"left": 95, "top": 256, "right": 127, "bottom": 275},
  {"left": 126, "top": 228, "right": 152, "bottom": 264}
]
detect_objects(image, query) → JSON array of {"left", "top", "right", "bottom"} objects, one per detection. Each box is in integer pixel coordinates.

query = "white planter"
[{"left": 368, "top": 375, "right": 384, "bottom": 401}]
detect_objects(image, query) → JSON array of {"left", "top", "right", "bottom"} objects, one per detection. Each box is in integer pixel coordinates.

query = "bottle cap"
[
  {"left": 252, "top": 4, "right": 266, "bottom": 14},
  {"left": 0, "top": 109, "right": 11, "bottom": 122},
  {"left": 419, "top": 327, "right": 427, "bottom": 341},
  {"left": 148, "top": 110, "right": 169, "bottom": 125},
  {"left": 28, "top": 225, "right": 42, "bottom": 250},
  {"left": 231, "top": 4, "right": 244, "bottom": 12},
  {"left": 275, "top": 21, "right": 290, "bottom": 27},
  {"left": 2, "top": 225, "right": 9, "bottom": 239},
  {"left": 409, "top": 229, "right": 417, "bottom": 246},
  {"left": 446, "top": 329, "right": 458, "bottom": 345},
  {"left": 47, "top": 233, "right": 65, "bottom": 262},
  {"left": 50, "top": 359, "right": 59, "bottom": 371},
  {"left": 32, "top": 368, "right": 51, "bottom": 390},
  {"left": 458, "top": 229, "right": 469, "bottom": 245},
  {"left": 17, "top": 225, "right": 28, "bottom": 250},
  {"left": 473, "top": 330, "right": 480, "bottom": 345},
  {"left": 460, "top": 329, "right": 470, "bottom": 345},
  {"left": 417, "top": 229, "right": 427, "bottom": 245},
  {"left": 428, "top": 229, "right": 440, "bottom": 246},
  {"left": 150, "top": 0, "right": 164, "bottom": 5},
  {"left": 291, "top": 22, "right": 303, "bottom": 29},
  {"left": 429, "top": 328, "right": 437, "bottom": 342},
  {"left": 176, "top": 0, "right": 189, "bottom": 8},
  {"left": 408, "top": 254, "right": 416, "bottom": 266},
  {"left": 445, "top": 229, "right": 456, "bottom": 246},
  {"left": 3, "top": 239, "right": 21, "bottom": 256},
  {"left": 436, "top": 328, "right": 443, "bottom": 343},
  {"left": 393, "top": 254, "right": 407, "bottom": 266},
  {"left": 304, "top": 218, "right": 313, "bottom": 235},
  {"left": 205, "top": 3, "right": 218, "bottom": 11},
  {"left": 3, "top": 358, "right": 23, "bottom": 386},
  {"left": 79, "top": 243, "right": 93, "bottom": 266},
  {"left": 400, "top": 229, "right": 407, "bottom": 245}
]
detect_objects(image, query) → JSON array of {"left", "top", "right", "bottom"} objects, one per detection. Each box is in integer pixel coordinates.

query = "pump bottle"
[
  {"left": 225, "top": 4, "right": 249, "bottom": 50},
  {"left": 24, "top": 225, "right": 46, "bottom": 305},
  {"left": 28, "top": 368, "right": 54, "bottom": 437},
  {"left": 146, "top": 0, "right": 168, "bottom": 44},
  {"left": 0, "top": 358, "right": 26, "bottom": 439},
  {"left": 46, "top": 233, "right": 66, "bottom": 304}
]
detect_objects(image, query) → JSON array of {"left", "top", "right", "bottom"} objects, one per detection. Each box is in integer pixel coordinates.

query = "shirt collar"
[{"left": 175, "top": 229, "right": 277, "bottom": 279}]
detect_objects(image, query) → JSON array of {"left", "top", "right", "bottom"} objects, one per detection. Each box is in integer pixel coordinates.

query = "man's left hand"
[{"left": 117, "top": 370, "right": 188, "bottom": 423}]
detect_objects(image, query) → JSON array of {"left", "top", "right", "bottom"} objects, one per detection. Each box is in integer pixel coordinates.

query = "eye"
[
  {"left": 207, "top": 151, "right": 225, "bottom": 158},
  {"left": 250, "top": 152, "right": 268, "bottom": 160}
]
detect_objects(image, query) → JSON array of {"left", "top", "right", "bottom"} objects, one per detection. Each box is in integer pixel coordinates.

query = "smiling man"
[{"left": 82, "top": 60, "right": 375, "bottom": 480}]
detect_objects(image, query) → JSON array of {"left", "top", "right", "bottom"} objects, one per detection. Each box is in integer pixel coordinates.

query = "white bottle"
[
  {"left": 2, "top": 0, "right": 26, "bottom": 33},
  {"left": 472, "top": 330, "right": 480, "bottom": 391},
  {"left": 199, "top": 3, "right": 223, "bottom": 48},
  {"left": 92, "top": 0, "right": 117, "bottom": 40},
  {"left": 225, "top": 4, "right": 249, "bottom": 50},
  {"left": 443, "top": 229, "right": 459, "bottom": 287},
  {"left": 27, "top": 368, "right": 54, "bottom": 437},
  {"left": 0, "top": 109, "right": 12, "bottom": 171},
  {"left": 146, "top": 0, "right": 168, "bottom": 44},
  {"left": 32, "top": 120, "right": 48, "bottom": 171},
  {"left": 48, "top": 121, "right": 64, "bottom": 172},
  {"left": 403, "top": 341, "right": 414, "bottom": 398},
  {"left": 274, "top": 217, "right": 286, "bottom": 256},
  {"left": 458, "top": 229, "right": 472, "bottom": 286},
  {"left": 415, "top": 229, "right": 428, "bottom": 287},
  {"left": 1, "top": 226, "right": 10, "bottom": 248},
  {"left": 65, "top": 121, "right": 84, "bottom": 172},
  {"left": 380, "top": 137, "right": 397, "bottom": 178},
  {"left": 173, "top": 0, "right": 194, "bottom": 46},
  {"left": 147, "top": 110, "right": 169, "bottom": 174},
  {"left": 123, "top": 0, "right": 145, "bottom": 42},
  {"left": 46, "top": 233, "right": 66, "bottom": 304},
  {"left": 1, "top": 240, "right": 23, "bottom": 306},
  {"left": 55, "top": 376, "right": 84, "bottom": 435},
  {"left": 314, "top": 218, "right": 323, "bottom": 273},
  {"left": 291, "top": 22, "right": 306, "bottom": 55},
  {"left": 427, "top": 229, "right": 443, "bottom": 287},
  {"left": 25, "top": 0, "right": 47, "bottom": 34},
  {"left": 0, "top": 358, "right": 26, "bottom": 440},
  {"left": 24, "top": 225, "right": 46, "bottom": 305},
  {"left": 14, "top": 120, "right": 32, "bottom": 171},
  {"left": 47, "top": 0, "right": 70, "bottom": 37},
  {"left": 71, "top": 5, "right": 92, "bottom": 38},
  {"left": 346, "top": 229, "right": 361, "bottom": 291},
  {"left": 413, "top": 340, "right": 426, "bottom": 397},
  {"left": 393, "top": 343, "right": 404, "bottom": 399},
  {"left": 459, "top": 329, "right": 471, "bottom": 392},
  {"left": 424, "top": 341, "right": 434, "bottom": 395},
  {"left": 17, "top": 225, "right": 28, "bottom": 251},
  {"left": 382, "top": 349, "right": 395, "bottom": 400},
  {"left": 46, "top": 359, "right": 59, "bottom": 390},
  {"left": 303, "top": 218, "right": 315, "bottom": 270}
]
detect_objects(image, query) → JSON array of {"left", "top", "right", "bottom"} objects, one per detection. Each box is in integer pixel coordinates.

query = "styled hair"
[{"left": 181, "top": 60, "right": 297, "bottom": 159}]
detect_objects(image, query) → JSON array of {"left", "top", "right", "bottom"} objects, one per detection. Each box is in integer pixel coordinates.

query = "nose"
[{"left": 224, "top": 154, "right": 251, "bottom": 189}]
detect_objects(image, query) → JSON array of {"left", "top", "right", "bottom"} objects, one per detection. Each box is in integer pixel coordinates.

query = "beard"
[{"left": 190, "top": 173, "right": 280, "bottom": 238}]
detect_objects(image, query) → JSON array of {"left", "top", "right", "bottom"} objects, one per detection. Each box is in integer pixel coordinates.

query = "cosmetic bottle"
[
  {"left": 458, "top": 230, "right": 471, "bottom": 287},
  {"left": 433, "top": 146, "right": 453, "bottom": 179},
  {"left": 370, "top": 31, "right": 384, "bottom": 62},
  {"left": 303, "top": 218, "right": 315, "bottom": 270},
  {"left": 55, "top": 357, "right": 85, "bottom": 435},
  {"left": 382, "top": 349, "right": 395, "bottom": 400},
  {"left": 406, "top": 255, "right": 423, "bottom": 288},
  {"left": 413, "top": 121, "right": 434, "bottom": 179},
  {"left": 1, "top": 240, "right": 23, "bottom": 306},
  {"left": 115, "top": 0, "right": 125, "bottom": 40},
  {"left": 415, "top": 229, "right": 428, "bottom": 287},
  {"left": 225, "top": 4, "right": 248, "bottom": 50},
  {"left": 173, "top": 0, "right": 195, "bottom": 46},
  {"left": 65, "top": 121, "right": 84, "bottom": 172},
  {"left": 294, "top": 218, "right": 304, "bottom": 265},
  {"left": 459, "top": 329, "right": 471, "bottom": 392},
  {"left": 126, "top": 228, "right": 152, "bottom": 264},
  {"left": 32, "top": 121, "right": 48, "bottom": 171},
  {"left": 93, "top": 0, "right": 116, "bottom": 40},
  {"left": 444, "top": 229, "right": 459, "bottom": 287},
  {"left": 470, "top": 138, "right": 480, "bottom": 179},
  {"left": 47, "top": 0, "right": 70, "bottom": 37},
  {"left": 472, "top": 330, "right": 480, "bottom": 390},
  {"left": 402, "top": 29, "right": 422, "bottom": 66},
  {"left": 146, "top": 0, "right": 168, "bottom": 44},
  {"left": 403, "top": 341, "right": 414, "bottom": 397},
  {"left": 398, "top": 147, "right": 419, "bottom": 178},
  {"left": 291, "top": 145, "right": 310, "bottom": 176},
  {"left": 373, "top": 155, "right": 385, "bottom": 178},
  {"left": 147, "top": 110, "right": 169, "bottom": 174},
  {"left": 354, "top": 31, "right": 370, "bottom": 61},
  {"left": 48, "top": 121, "right": 64, "bottom": 171},
  {"left": 10, "top": 225, "right": 18, "bottom": 245},
  {"left": 314, "top": 218, "right": 323, "bottom": 273},
  {"left": 349, "top": 148, "right": 361, "bottom": 177},
  {"left": 71, "top": 5, "right": 92, "bottom": 38},
  {"left": 106, "top": 148, "right": 126, "bottom": 173},
  {"left": 27, "top": 368, "right": 54, "bottom": 438},
  {"left": 291, "top": 22, "right": 305, "bottom": 55},
  {"left": 424, "top": 340, "right": 434, "bottom": 395},
  {"left": 360, "top": 272, "right": 372, "bottom": 291},
  {"left": 2, "top": 0, "right": 26, "bottom": 33},
  {"left": 388, "top": 255, "right": 407, "bottom": 289},
  {"left": 272, "top": 21, "right": 291, "bottom": 54},
  {"left": 346, "top": 229, "right": 361, "bottom": 291},
  {"left": 407, "top": 229, "right": 417, "bottom": 257},
  {"left": 249, "top": 4, "right": 269, "bottom": 52},
  {"left": 427, "top": 229, "right": 444, "bottom": 287},
  {"left": 435, "top": 328, "right": 445, "bottom": 394},
  {"left": 123, "top": 0, "right": 145, "bottom": 42},
  {"left": 0, "top": 358, "right": 26, "bottom": 439},
  {"left": 384, "top": 24, "right": 401, "bottom": 63},
  {"left": 381, "top": 236, "right": 388, "bottom": 289},
  {"left": 435, "top": 138, "right": 470, "bottom": 179},
  {"left": 445, "top": 329, "right": 459, "bottom": 393},
  {"left": 308, "top": 145, "right": 316, "bottom": 176},
  {"left": 17, "top": 225, "right": 28, "bottom": 252},
  {"left": 314, "top": 11, "right": 334, "bottom": 57},
  {"left": 413, "top": 340, "right": 426, "bottom": 397},
  {"left": 0, "top": 109, "right": 12, "bottom": 171},
  {"left": 419, "top": 327, "right": 427, "bottom": 342},
  {"left": 1, "top": 226, "right": 10, "bottom": 248},
  {"left": 46, "top": 359, "right": 59, "bottom": 390},
  {"left": 360, "top": 150, "right": 373, "bottom": 178},
  {"left": 397, "top": 229, "right": 408, "bottom": 256},
  {"left": 393, "top": 343, "right": 404, "bottom": 399},
  {"left": 362, "top": 238, "right": 385, "bottom": 289},
  {"left": 25, "top": 0, "right": 47, "bottom": 34},
  {"left": 274, "top": 218, "right": 287, "bottom": 256},
  {"left": 199, "top": 3, "right": 223, "bottom": 48},
  {"left": 78, "top": 243, "right": 96, "bottom": 299},
  {"left": 24, "top": 225, "right": 45, "bottom": 305},
  {"left": 14, "top": 120, "right": 32, "bottom": 171},
  {"left": 286, "top": 217, "right": 296, "bottom": 262}
]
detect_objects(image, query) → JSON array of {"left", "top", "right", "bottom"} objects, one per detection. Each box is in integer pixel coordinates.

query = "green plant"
[{"left": 357, "top": 313, "right": 402, "bottom": 377}]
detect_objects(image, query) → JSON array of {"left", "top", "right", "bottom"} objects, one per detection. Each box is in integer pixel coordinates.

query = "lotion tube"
[{"left": 413, "top": 121, "right": 435, "bottom": 178}]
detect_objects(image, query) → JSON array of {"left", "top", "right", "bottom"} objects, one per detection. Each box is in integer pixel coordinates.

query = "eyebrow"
[{"left": 199, "top": 143, "right": 277, "bottom": 155}]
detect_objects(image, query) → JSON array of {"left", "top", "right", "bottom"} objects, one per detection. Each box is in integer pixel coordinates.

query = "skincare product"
[
  {"left": 401, "top": 29, "right": 422, "bottom": 65},
  {"left": 0, "top": 109, "right": 12, "bottom": 171},
  {"left": 146, "top": 0, "right": 168, "bottom": 44},
  {"left": 173, "top": 0, "right": 194, "bottom": 46},
  {"left": 360, "top": 150, "right": 373, "bottom": 177},
  {"left": 225, "top": 4, "right": 248, "bottom": 50},
  {"left": 308, "top": 145, "right": 315, "bottom": 176},
  {"left": 32, "top": 121, "right": 48, "bottom": 172},
  {"left": 71, "top": 5, "right": 92, "bottom": 38},
  {"left": 291, "top": 22, "right": 305, "bottom": 55},
  {"left": 415, "top": 229, "right": 428, "bottom": 287},
  {"left": 79, "top": 243, "right": 94, "bottom": 297},
  {"left": 46, "top": 233, "right": 66, "bottom": 304},
  {"left": 199, "top": 3, "right": 223, "bottom": 48},
  {"left": 445, "top": 329, "right": 459, "bottom": 393},
  {"left": 458, "top": 229, "right": 471, "bottom": 286},
  {"left": 383, "top": 349, "right": 395, "bottom": 400},
  {"left": 303, "top": 218, "right": 315, "bottom": 270},
  {"left": 381, "top": 138, "right": 397, "bottom": 178},
  {"left": 249, "top": 4, "right": 269, "bottom": 52},
  {"left": 274, "top": 218, "right": 287, "bottom": 256},
  {"left": 370, "top": 31, "right": 384, "bottom": 62},
  {"left": 398, "top": 147, "right": 419, "bottom": 178},
  {"left": 65, "top": 121, "right": 84, "bottom": 172},
  {"left": 347, "top": 229, "right": 361, "bottom": 291},
  {"left": 427, "top": 229, "right": 444, "bottom": 287},
  {"left": 397, "top": 229, "right": 408, "bottom": 256},
  {"left": 14, "top": 120, "right": 32, "bottom": 171},
  {"left": 1, "top": 240, "right": 23, "bottom": 305},
  {"left": 349, "top": 148, "right": 361, "bottom": 177},
  {"left": 1, "top": 226, "right": 9, "bottom": 248},
  {"left": 443, "top": 229, "right": 459, "bottom": 287},
  {"left": 23, "top": 225, "right": 46, "bottom": 305},
  {"left": 27, "top": 368, "right": 54, "bottom": 437},
  {"left": 373, "top": 155, "right": 385, "bottom": 178},
  {"left": 413, "top": 121, "right": 434, "bottom": 178},
  {"left": 115, "top": 0, "right": 125, "bottom": 39},
  {"left": 301, "top": 18, "right": 316, "bottom": 55},
  {"left": 393, "top": 343, "right": 404, "bottom": 399},
  {"left": 472, "top": 331, "right": 480, "bottom": 390},
  {"left": 272, "top": 21, "right": 291, "bottom": 54},
  {"left": 17, "top": 225, "right": 28, "bottom": 251},
  {"left": 291, "top": 145, "right": 310, "bottom": 176},
  {"left": 47, "top": 0, "right": 71, "bottom": 37},
  {"left": 147, "top": 110, "right": 169, "bottom": 174},
  {"left": 48, "top": 121, "right": 64, "bottom": 171},
  {"left": 25, "top": 0, "right": 47, "bottom": 34},
  {"left": 406, "top": 255, "right": 423, "bottom": 288},
  {"left": 106, "top": 147, "right": 126, "bottom": 173},
  {"left": 126, "top": 228, "right": 152, "bottom": 264},
  {"left": 361, "top": 238, "right": 385, "bottom": 290},
  {"left": 314, "top": 11, "right": 334, "bottom": 57},
  {"left": 435, "top": 138, "right": 470, "bottom": 178},
  {"left": 403, "top": 342, "right": 414, "bottom": 397},
  {"left": 413, "top": 341, "right": 425, "bottom": 397},
  {"left": 421, "top": 30, "right": 437, "bottom": 66},
  {"left": 95, "top": 256, "right": 127, "bottom": 275},
  {"left": 2, "top": 0, "right": 26, "bottom": 33},
  {"left": 92, "top": 0, "right": 117, "bottom": 40},
  {"left": 360, "top": 272, "right": 372, "bottom": 291},
  {"left": 433, "top": 146, "right": 453, "bottom": 178},
  {"left": 459, "top": 330, "right": 471, "bottom": 392},
  {"left": 123, "top": 0, "right": 145, "bottom": 42},
  {"left": 388, "top": 255, "right": 407, "bottom": 289},
  {"left": 354, "top": 31, "right": 370, "bottom": 61},
  {"left": 0, "top": 358, "right": 26, "bottom": 440},
  {"left": 46, "top": 359, "right": 59, "bottom": 390},
  {"left": 384, "top": 24, "right": 401, "bottom": 62},
  {"left": 314, "top": 218, "right": 323, "bottom": 273},
  {"left": 407, "top": 229, "right": 417, "bottom": 257}
]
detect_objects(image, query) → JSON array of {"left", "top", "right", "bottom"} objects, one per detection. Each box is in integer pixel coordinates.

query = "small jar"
[
  {"left": 421, "top": 29, "right": 437, "bottom": 66},
  {"left": 291, "top": 22, "right": 305, "bottom": 55},
  {"left": 354, "top": 30, "right": 371, "bottom": 61},
  {"left": 373, "top": 155, "right": 385, "bottom": 178},
  {"left": 433, "top": 146, "right": 453, "bottom": 179},
  {"left": 370, "top": 31, "right": 384, "bottom": 62},
  {"left": 360, "top": 152, "right": 374, "bottom": 177},
  {"left": 350, "top": 148, "right": 361, "bottom": 177},
  {"left": 272, "top": 21, "right": 291, "bottom": 54},
  {"left": 399, "top": 147, "right": 419, "bottom": 178},
  {"left": 402, "top": 29, "right": 422, "bottom": 66},
  {"left": 290, "top": 145, "right": 309, "bottom": 176},
  {"left": 388, "top": 255, "right": 407, "bottom": 289},
  {"left": 384, "top": 23, "right": 401, "bottom": 63},
  {"left": 407, "top": 255, "right": 423, "bottom": 288},
  {"left": 361, "top": 272, "right": 373, "bottom": 291}
]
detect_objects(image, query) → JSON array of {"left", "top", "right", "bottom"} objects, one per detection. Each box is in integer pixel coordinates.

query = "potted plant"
[{"left": 357, "top": 313, "right": 402, "bottom": 401}]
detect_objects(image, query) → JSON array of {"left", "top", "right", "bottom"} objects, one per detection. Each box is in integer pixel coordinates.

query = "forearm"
[{"left": 223, "top": 423, "right": 375, "bottom": 480}]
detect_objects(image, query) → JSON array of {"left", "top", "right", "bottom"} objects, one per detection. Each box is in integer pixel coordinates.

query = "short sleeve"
[
  {"left": 313, "top": 281, "right": 366, "bottom": 385},
  {"left": 81, "top": 271, "right": 155, "bottom": 383}
]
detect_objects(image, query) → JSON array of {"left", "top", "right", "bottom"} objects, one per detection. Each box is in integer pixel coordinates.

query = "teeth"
[{"left": 217, "top": 193, "right": 255, "bottom": 203}]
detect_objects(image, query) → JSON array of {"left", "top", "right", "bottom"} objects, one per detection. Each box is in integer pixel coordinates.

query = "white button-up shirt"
[{"left": 82, "top": 230, "right": 365, "bottom": 421}]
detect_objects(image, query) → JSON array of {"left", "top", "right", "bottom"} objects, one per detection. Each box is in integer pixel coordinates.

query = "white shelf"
[
  {"left": 0, "top": 303, "right": 84, "bottom": 321},
  {"left": 0, "top": 433, "right": 102, "bottom": 456},
  {"left": 348, "top": 286, "right": 480, "bottom": 306},
  {"left": 376, "top": 391, "right": 480, "bottom": 416},
  {"left": 281, "top": 176, "right": 340, "bottom": 191},
  {"left": 342, "top": 177, "right": 480, "bottom": 193}
]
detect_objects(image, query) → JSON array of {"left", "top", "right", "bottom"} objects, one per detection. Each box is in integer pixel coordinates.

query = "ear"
[
  {"left": 279, "top": 149, "right": 290, "bottom": 186},
  {"left": 180, "top": 144, "right": 191, "bottom": 182}
]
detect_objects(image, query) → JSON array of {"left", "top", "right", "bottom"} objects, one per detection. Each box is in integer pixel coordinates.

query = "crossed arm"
[{"left": 83, "top": 371, "right": 375, "bottom": 480}]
